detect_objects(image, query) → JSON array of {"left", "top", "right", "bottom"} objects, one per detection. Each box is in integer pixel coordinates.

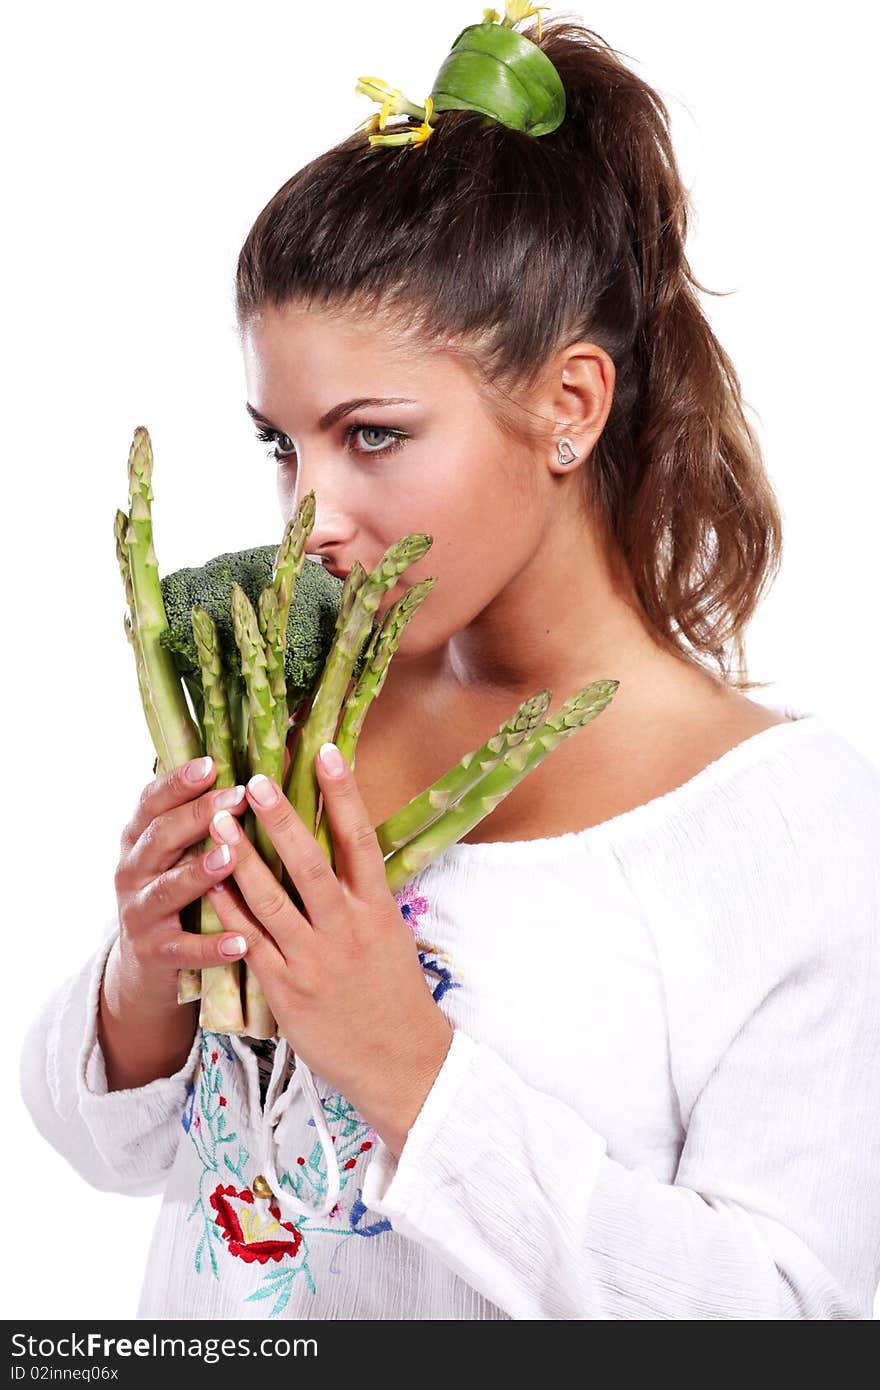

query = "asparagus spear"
[
  {"left": 375, "top": 688, "right": 552, "bottom": 856},
  {"left": 117, "top": 428, "right": 204, "bottom": 1004},
  {"left": 257, "top": 493, "right": 316, "bottom": 750},
  {"left": 230, "top": 582, "right": 283, "bottom": 1038},
  {"left": 231, "top": 584, "right": 284, "bottom": 854},
  {"left": 335, "top": 579, "right": 437, "bottom": 767},
  {"left": 285, "top": 535, "right": 433, "bottom": 836},
  {"left": 123, "top": 428, "right": 202, "bottom": 770},
  {"left": 116, "top": 511, "right": 167, "bottom": 766},
  {"left": 191, "top": 605, "right": 245, "bottom": 1034},
  {"left": 314, "top": 577, "right": 437, "bottom": 867},
  {"left": 290, "top": 561, "right": 368, "bottom": 884},
  {"left": 383, "top": 680, "right": 620, "bottom": 891}
]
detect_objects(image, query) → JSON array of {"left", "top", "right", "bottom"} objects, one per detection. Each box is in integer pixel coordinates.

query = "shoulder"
[
  {"left": 703, "top": 712, "right": 877, "bottom": 857},
  {"left": 604, "top": 712, "right": 880, "bottom": 950},
  {"left": 731, "top": 714, "right": 880, "bottom": 864}
]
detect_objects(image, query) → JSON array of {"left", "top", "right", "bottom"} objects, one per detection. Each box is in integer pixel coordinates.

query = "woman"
[{"left": 21, "top": 11, "right": 880, "bottom": 1319}]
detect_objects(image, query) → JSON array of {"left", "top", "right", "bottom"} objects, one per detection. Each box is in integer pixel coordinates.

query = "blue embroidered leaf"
[
  {"left": 258, "top": 1268, "right": 295, "bottom": 1286},
  {"left": 270, "top": 1286, "right": 293, "bottom": 1317},
  {"left": 223, "top": 1145, "right": 248, "bottom": 1180},
  {"left": 244, "top": 1284, "right": 284, "bottom": 1302}
]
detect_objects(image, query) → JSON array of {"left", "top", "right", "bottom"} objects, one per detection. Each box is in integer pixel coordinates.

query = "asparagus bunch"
[{"left": 116, "top": 424, "right": 621, "bottom": 1037}]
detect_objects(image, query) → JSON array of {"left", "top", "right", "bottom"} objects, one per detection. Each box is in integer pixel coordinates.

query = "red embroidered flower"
[
  {"left": 209, "top": 1184, "right": 304, "bottom": 1265},
  {"left": 219, "top": 1096, "right": 227, "bottom": 1106}
]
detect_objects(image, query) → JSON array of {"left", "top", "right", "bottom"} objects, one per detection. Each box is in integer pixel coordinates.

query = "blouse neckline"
[{"left": 416, "top": 704, "right": 827, "bottom": 870}]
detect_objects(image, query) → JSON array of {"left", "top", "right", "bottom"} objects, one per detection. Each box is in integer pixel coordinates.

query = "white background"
[{"left": 4, "top": 0, "right": 878, "bottom": 1320}]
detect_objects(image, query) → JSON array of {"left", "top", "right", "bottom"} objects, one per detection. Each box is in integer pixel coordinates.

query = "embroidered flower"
[
  {"left": 210, "top": 1183, "right": 304, "bottom": 1266},
  {"left": 394, "top": 882, "right": 431, "bottom": 937},
  {"left": 181, "top": 1082, "right": 195, "bottom": 1134},
  {"left": 394, "top": 883, "right": 463, "bottom": 1001}
]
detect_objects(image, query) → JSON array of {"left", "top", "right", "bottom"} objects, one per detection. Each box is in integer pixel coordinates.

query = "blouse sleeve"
[
  {"left": 19, "top": 918, "right": 201, "bottom": 1197},
  {"left": 361, "top": 770, "right": 880, "bottom": 1319}
]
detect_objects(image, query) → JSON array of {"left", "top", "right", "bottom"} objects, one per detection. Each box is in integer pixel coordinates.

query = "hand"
[
  {"left": 112, "top": 756, "right": 251, "bottom": 1011},
  {"left": 206, "top": 743, "right": 455, "bottom": 1156}
]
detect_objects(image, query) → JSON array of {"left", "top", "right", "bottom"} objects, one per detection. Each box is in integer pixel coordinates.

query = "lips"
[{"left": 305, "top": 554, "right": 349, "bottom": 581}]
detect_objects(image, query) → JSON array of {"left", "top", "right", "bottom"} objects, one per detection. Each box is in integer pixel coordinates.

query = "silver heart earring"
[{"left": 557, "top": 437, "right": 577, "bottom": 466}]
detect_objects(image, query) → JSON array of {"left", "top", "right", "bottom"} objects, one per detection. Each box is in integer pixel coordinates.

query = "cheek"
[
  {"left": 276, "top": 469, "right": 293, "bottom": 516},
  {"left": 389, "top": 457, "right": 531, "bottom": 602},
  {"left": 379, "top": 529, "right": 497, "bottom": 644}
]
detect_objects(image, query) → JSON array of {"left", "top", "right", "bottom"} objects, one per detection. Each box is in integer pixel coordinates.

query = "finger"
[
  {"left": 241, "top": 774, "right": 344, "bottom": 929},
  {"left": 211, "top": 807, "right": 308, "bottom": 956},
  {"left": 313, "top": 742, "right": 388, "bottom": 898},
  {"left": 147, "top": 917, "right": 251, "bottom": 973},
  {"left": 127, "top": 783, "right": 249, "bottom": 884},
  {"left": 135, "top": 833, "right": 240, "bottom": 926},
  {"left": 206, "top": 879, "right": 284, "bottom": 969},
  {"left": 125, "top": 756, "right": 217, "bottom": 846}
]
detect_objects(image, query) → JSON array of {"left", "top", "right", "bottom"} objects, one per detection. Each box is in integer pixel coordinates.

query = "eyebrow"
[{"left": 246, "top": 397, "right": 418, "bottom": 432}]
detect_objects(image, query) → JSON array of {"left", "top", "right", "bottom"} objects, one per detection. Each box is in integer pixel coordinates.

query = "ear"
[{"left": 547, "top": 341, "right": 616, "bottom": 473}]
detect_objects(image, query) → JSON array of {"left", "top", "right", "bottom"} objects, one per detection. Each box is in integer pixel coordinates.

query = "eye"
[
  {"left": 253, "top": 425, "right": 296, "bottom": 458},
  {"left": 252, "top": 423, "right": 409, "bottom": 463},
  {"left": 349, "top": 424, "right": 408, "bottom": 456}
]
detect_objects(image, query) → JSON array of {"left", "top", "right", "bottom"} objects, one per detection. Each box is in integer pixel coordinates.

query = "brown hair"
[{"left": 235, "top": 14, "right": 783, "bottom": 692}]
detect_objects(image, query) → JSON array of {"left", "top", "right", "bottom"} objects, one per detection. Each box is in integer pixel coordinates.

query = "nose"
[
  {"left": 292, "top": 491, "right": 358, "bottom": 566},
  {"left": 275, "top": 446, "right": 359, "bottom": 563}
]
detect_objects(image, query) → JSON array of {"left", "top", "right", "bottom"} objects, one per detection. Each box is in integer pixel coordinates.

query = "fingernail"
[
  {"left": 319, "top": 742, "right": 346, "bottom": 777},
  {"left": 185, "top": 756, "right": 213, "bottom": 783},
  {"left": 205, "top": 843, "right": 231, "bottom": 871},
  {"left": 247, "top": 773, "right": 279, "bottom": 807},
  {"left": 219, "top": 935, "right": 247, "bottom": 958},
  {"left": 212, "top": 809, "right": 242, "bottom": 844},
  {"left": 213, "top": 785, "right": 246, "bottom": 810}
]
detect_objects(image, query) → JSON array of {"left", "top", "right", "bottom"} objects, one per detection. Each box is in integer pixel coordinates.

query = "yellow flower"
[
  {"left": 482, "top": 6, "right": 501, "bottom": 19},
  {"left": 368, "top": 95, "right": 436, "bottom": 148},
  {"left": 354, "top": 75, "right": 426, "bottom": 133},
  {"left": 504, "top": 0, "right": 550, "bottom": 40}
]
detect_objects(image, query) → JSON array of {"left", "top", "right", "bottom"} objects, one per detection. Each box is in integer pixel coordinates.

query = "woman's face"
[{"left": 241, "top": 300, "right": 547, "bottom": 664}]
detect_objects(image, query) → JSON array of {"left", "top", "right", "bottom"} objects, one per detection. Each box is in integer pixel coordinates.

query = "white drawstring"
[{"left": 256, "top": 1037, "right": 341, "bottom": 1220}]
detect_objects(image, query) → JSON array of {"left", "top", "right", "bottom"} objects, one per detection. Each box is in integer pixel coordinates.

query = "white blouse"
[{"left": 19, "top": 706, "right": 880, "bottom": 1319}]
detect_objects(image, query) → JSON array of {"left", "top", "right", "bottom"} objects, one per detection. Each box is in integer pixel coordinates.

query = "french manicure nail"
[
  {"left": 212, "top": 810, "right": 242, "bottom": 845},
  {"left": 248, "top": 774, "right": 279, "bottom": 807},
  {"left": 205, "top": 843, "right": 231, "bottom": 871},
  {"left": 213, "top": 785, "right": 246, "bottom": 810},
  {"left": 220, "top": 935, "right": 247, "bottom": 958},
  {"left": 185, "top": 756, "right": 213, "bottom": 783},
  {"left": 319, "top": 742, "right": 346, "bottom": 777}
]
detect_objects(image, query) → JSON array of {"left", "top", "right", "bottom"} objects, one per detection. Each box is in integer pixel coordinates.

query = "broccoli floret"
[{"left": 159, "top": 546, "right": 372, "bottom": 712}]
